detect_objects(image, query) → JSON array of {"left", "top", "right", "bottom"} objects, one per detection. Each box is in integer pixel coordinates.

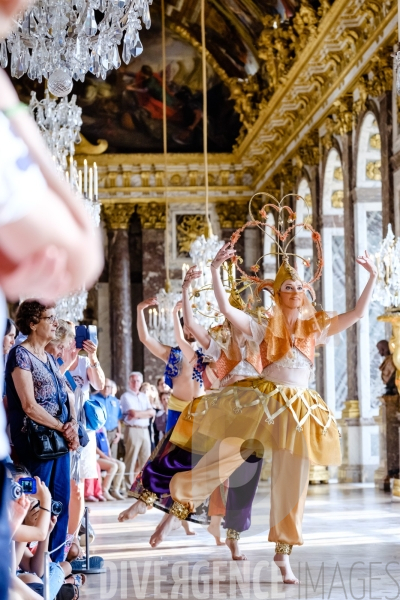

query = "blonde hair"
[{"left": 52, "top": 319, "right": 75, "bottom": 345}]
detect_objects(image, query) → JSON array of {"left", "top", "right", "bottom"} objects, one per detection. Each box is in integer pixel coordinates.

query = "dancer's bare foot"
[
  {"left": 149, "top": 514, "right": 181, "bottom": 547},
  {"left": 207, "top": 518, "right": 225, "bottom": 546},
  {"left": 117, "top": 500, "right": 147, "bottom": 523},
  {"left": 225, "top": 538, "right": 247, "bottom": 560},
  {"left": 182, "top": 520, "right": 196, "bottom": 536},
  {"left": 274, "top": 553, "right": 299, "bottom": 584}
]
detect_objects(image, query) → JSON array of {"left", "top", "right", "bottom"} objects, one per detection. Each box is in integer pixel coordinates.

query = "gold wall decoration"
[
  {"left": 101, "top": 203, "right": 136, "bottom": 230},
  {"left": 334, "top": 166, "right": 344, "bottom": 181},
  {"left": 137, "top": 202, "right": 166, "bottom": 230},
  {"left": 176, "top": 215, "right": 206, "bottom": 256},
  {"left": 75, "top": 134, "right": 108, "bottom": 155},
  {"left": 331, "top": 190, "right": 344, "bottom": 208},
  {"left": 366, "top": 160, "right": 382, "bottom": 181},
  {"left": 304, "top": 193, "right": 312, "bottom": 207},
  {"left": 215, "top": 201, "right": 249, "bottom": 229},
  {"left": 369, "top": 133, "right": 381, "bottom": 149}
]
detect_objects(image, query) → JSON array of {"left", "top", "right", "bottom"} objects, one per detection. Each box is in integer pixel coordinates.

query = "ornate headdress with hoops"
[{"left": 229, "top": 192, "right": 324, "bottom": 304}]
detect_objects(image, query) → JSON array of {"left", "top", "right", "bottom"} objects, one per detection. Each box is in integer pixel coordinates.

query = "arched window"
[
  {"left": 296, "top": 178, "right": 313, "bottom": 281},
  {"left": 355, "top": 113, "right": 384, "bottom": 416},
  {"left": 322, "top": 149, "right": 347, "bottom": 415}
]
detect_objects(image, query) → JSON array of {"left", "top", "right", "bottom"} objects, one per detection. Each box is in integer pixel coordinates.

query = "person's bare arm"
[
  {"left": 182, "top": 267, "right": 211, "bottom": 349},
  {"left": 329, "top": 252, "right": 377, "bottom": 336},
  {"left": 13, "top": 479, "right": 51, "bottom": 543},
  {"left": 211, "top": 244, "right": 252, "bottom": 336},
  {"left": 137, "top": 298, "right": 171, "bottom": 362},
  {"left": 173, "top": 301, "right": 197, "bottom": 363},
  {"left": 127, "top": 409, "right": 156, "bottom": 419},
  {"left": 84, "top": 341, "right": 105, "bottom": 390},
  {"left": 11, "top": 574, "right": 44, "bottom": 600}
]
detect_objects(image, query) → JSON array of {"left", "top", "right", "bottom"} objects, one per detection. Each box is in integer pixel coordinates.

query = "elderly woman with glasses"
[{"left": 5, "top": 299, "right": 79, "bottom": 562}]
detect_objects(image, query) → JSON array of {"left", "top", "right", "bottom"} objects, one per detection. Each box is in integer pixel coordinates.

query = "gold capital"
[{"left": 102, "top": 203, "right": 136, "bottom": 230}]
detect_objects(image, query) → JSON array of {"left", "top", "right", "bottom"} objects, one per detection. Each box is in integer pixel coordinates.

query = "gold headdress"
[{"left": 228, "top": 192, "right": 324, "bottom": 303}]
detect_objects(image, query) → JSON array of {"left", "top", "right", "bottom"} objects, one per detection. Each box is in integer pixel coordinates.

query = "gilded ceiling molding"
[
  {"left": 215, "top": 201, "right": 249, "bottom": 229},
  {"left": 243, "top": 0, "right": 396, "bottom": 190},
  {"left": 101, "top": 203, "right": 136, "bottom": 230},
  {"left": 136, "top": 202, "right": 166, "bottom": 230}
]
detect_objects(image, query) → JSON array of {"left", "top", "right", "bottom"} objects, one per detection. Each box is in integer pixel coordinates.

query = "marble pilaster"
[
  {"left": 378, "top": 92, "right": 394, "bottom": 235},
  {"left": 108, "top": 228, "right": 133, "bottom": 393}
]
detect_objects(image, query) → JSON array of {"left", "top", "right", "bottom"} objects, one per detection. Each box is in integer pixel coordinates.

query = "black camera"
[
  {"left": 51, "top": 500, "right": 63, "bottom": 516},
  {"left": 10, "top": 480, "right": 22, "bottom": 501}
]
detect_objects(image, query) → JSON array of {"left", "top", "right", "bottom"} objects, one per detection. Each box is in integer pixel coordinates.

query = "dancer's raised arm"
[
  {"left": 328, "top": 251, "right": 378, "bottom": 336},
  {"left": 173, "top": 301, "right": 198, "bottom": 363},
  {"left": 182, "top": 266, "right": 211, "bottom": 350},
  {"left": 137, "top": 297, "right": 170, "bottom": 362},
  {"left": 211, "top": 244, "right": 252, "bottom": 336}
]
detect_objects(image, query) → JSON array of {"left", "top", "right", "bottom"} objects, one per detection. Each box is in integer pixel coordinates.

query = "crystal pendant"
[
  {"left": 122, "top": 38, "right": 130, "bottom": 65},
  {"left": 48, "top": 68, "right": 74, "bottom": 97},
  {"left": 0, "top": 41, "right": 7, "bottom": 68},
  {"left": 131, "top": 33, "right": 143, "bottom": 58},
  {"left": 84, "top": 8, "right": 97, "bottom": 36},
  {"left": 143, "top": 2, "right": 151, "bottom": 29}
]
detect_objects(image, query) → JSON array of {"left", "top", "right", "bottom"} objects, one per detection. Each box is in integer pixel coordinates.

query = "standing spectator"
[
  {"left": 5, "top": 300, "right": 79, "bottom": 562},
  {"left": 156, "top": 376, "right": 171, "bottom": 396},
  {"left": 61, "top": 337, "right": 105, "bottom": 536},
  {"left": 3, "top": 318, "right": 16, "bottom": 357},
  {"left": 140, "top": 382, "right": 161, "bottom": 449},
  {"left": 154, "top": 391, "right": 170, "bottom": 441},
  {"left": 120, "top": 372, "right": 155, "bottom": 487},
  {"left": 91, "top": 379, "right": 122, "bottom": 459}
]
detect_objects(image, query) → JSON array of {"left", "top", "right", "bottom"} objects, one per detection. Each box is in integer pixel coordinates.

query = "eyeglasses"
[{"left": 41, "top": 315, "right": 58, "bottom": 324}]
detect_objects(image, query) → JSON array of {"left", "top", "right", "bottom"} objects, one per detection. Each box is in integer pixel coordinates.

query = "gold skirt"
[{"left": 170, "top": 378, "right": 341, "bottom": 467}]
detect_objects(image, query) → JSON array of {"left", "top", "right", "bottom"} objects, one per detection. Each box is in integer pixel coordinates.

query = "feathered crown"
[{"left": 229, "top": 192, "right": 324, "bottom": 302}]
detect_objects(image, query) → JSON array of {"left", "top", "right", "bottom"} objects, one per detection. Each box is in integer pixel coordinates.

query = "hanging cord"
[
  {"left": 161, "top": 0, "right": 171, "bottom": 290},
  {"left": 201, "top": 0, "right": 211, "bottom": 238}
]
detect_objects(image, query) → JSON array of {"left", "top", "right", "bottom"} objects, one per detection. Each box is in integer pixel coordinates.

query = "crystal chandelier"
[
  {"left": 183, "top": 233, "right": 224, "bottom": 328},
  {"left": 1, "top": 0, "right": 151, "bottom": 96},
  {"left": 148, "top": 288, "right": 181, "bottom": 346},
  {"left": 30, "top": 91, "right": 100, "bottom": 321},
  {"left": 373, "top": 224, "right": 400, "bottom": 308}
]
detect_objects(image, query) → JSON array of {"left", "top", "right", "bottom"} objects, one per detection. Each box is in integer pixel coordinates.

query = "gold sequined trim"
[
  {"left": 275, "top": 542, "right": 293, "bottom": 555},
  {"left": 139, "top": 490, "right": 157, "bottom": 507},
  {"left": 170, "top": 501, "right": 190, "bottom": 520},
  {"left": 226, "top": 529, "right": 241, "bottom": 540}
]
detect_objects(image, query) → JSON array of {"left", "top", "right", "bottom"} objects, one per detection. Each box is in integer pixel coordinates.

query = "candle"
[
  {"left": 149, "top": 308, "right": 153, "bottom": 329},
  {"left": 78, "top": 170, "right": 82, "bottom": 194},
  {"left": 89, "top": 167, "right": 93, "bottom": 200},
  {"left": 94, "top": 162, "right": 98, "bottom": 197},
  {"left": 84, "top": 159, "right": 88, "bottom": 197},
  {"left": 65, "top": 171, "right": 69, "bottom": 184},
  {"left": 161, "top": 308, "right": 165, "bottom": 328},
  {"left": 154, "top": 309, "right": 158, "bottom": 329},
  {"left": 182, "top": 263, "right": 186, "bottom": 283},
  {"left": 222, "top": 266, "right": 228, "bottom": 287}
]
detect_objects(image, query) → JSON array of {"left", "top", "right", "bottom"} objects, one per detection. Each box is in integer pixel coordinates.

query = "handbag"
[
  {"left": 84, "top": 397, "right": 107, "bottom": 431},
  {"left": 26, "top": 356, "right": 69, "bottom": 461}
]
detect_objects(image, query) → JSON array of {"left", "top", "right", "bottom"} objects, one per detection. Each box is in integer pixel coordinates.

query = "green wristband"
[{"left": 2, "top": 102, "right": 29, "bottom": 119}]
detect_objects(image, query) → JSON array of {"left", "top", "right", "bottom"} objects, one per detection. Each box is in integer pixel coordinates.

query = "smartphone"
[
  {"left": 75, "top": 325, "right": 98, "bottom": 349},
  {"left": 18, "top": 477, "right": 37, "bottom": 494}
]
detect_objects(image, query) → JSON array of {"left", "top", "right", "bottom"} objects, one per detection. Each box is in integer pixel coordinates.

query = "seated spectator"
[
  {"left": 90, "top": 379, "right": 122, "bottom": 460},
  {"left": 6, "top": 300, "right": 79, "bottom": 562}
]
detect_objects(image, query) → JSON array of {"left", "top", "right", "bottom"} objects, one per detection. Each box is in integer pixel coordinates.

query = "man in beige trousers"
[{"left": 120, "top": 372, "right": 155, "bottom": 488}]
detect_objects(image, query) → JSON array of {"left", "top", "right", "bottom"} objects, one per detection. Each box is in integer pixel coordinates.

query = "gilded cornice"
[{"left": 235, "top": 0, "right": 396, "bottom": 188}]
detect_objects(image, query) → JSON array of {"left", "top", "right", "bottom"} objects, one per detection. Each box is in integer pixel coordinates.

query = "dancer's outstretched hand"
[
  {"left": 356, "top": 251, "right": 378, "bottom": 277},
  {"left": 137, "top": 297, "right": 158, "bottom": 310},
  {"left": 211, "top": 243, "right": 236, "bottom": 270},
  {"left": 183, "top": 265, "right": 202, "bottom": 290},
  {"left": 173, "top": 300, "right": 183, "bottom": 313}
]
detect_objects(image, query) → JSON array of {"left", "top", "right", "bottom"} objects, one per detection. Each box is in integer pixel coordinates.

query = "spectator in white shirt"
[{"left": 120, "top": 372, "right": 155, "bottom": 486}]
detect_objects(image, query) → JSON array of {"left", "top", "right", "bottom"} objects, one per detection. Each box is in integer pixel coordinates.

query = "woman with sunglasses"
[{"left": 5, "top": 299, "right": 80, "bottom": 562}]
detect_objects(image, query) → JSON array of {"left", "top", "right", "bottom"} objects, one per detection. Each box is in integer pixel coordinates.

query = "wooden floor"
[{"left": 80, "top": 482, "right": 400, "bottom": 599}]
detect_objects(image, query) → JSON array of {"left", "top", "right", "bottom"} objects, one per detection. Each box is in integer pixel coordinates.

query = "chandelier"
[
  {"left": 373, "top": 224, "right": 400, "bottom": 308},
  {"left": 148, "top": 288, "right": 181, "bottom": 346},
  {"left": 1, "top": 0, "right": 151, "bottom": 96},
  {"left": 30, "top": 90, "right": 100, "bottom": 321}
]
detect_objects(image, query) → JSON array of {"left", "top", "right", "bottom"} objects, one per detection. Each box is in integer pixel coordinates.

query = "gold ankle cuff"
[
  {"left": 226, "top": 529, "right": 240, "bottom": 540},
  {"left": 275, "top": 542, "right": 293, "bottom": 555},
  {"left": 170, "top": 501, "right": 190, "bottom": 520},
  {"left": 139, "top": 490, "right": 157, "bottom": 507}
]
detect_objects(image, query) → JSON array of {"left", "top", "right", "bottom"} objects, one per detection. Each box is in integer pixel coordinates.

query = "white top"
[
  {"left": 69, "top": 356, "right": 91, "bottom": 401},
  {"left": 247, "top": 317, "right": 314, "bottom": 387},
  {"left": 0, "top": 113, "right": 47, "bottom": 460},
  {"left": 120, "top": 390, "right": 152, "bottom": 427}
]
